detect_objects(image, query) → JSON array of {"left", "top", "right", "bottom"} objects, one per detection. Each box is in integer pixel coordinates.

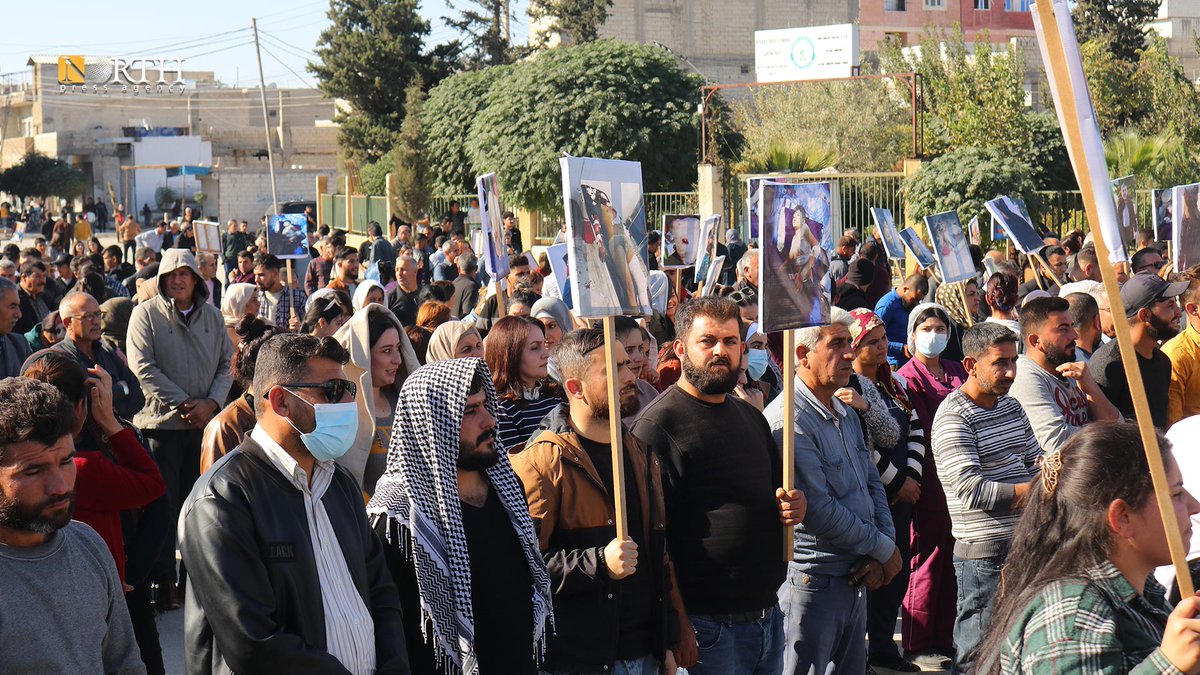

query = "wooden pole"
[
  {"left": 602, "top": 316, "right": 629, "bottom": 541},
  {"left": 286, "top": 259, "right": 298, "bottom": 326},
  {"left": 1033, "top": 0, "right": 1193, "bottom": 597},
  {"left": 1028, "top": 255, "right": 1046, "bottom": 291},
  {"left": 957, "top": 282, "right": 975, "bottom": 327},
  {"left": 781, "top": 329, "right": 796, "bottom": 562},
  {"left": 1031, "top": 252, "right": 1064, "bottom": 287},
  {"left": 495, "top": 280, "right": 508, "bottom": 319}
]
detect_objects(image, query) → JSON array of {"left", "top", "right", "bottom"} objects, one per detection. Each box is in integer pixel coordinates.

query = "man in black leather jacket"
[{"left": 179, "top": 334, "right": 409, "bottom": 675}]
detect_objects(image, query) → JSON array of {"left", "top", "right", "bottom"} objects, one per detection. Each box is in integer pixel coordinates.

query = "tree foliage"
[
  {"left": 423, "top": 65, "right": 513, "bottom": 194},
  {"left": 904, "top": 147, "right": 1036, "bottom": 227},
  {"left": 1025, "top": 112, "right": 1076, "bottom": 191},
  {"left": 310, "top": 0, "right": 459, "bottom": 163},
  {"left": 445, "top": 0, "right": 518, "bottom": 69},
  {"left": 391, "top": 79, "right": 430, "bottom": 223},
  {"left": 1082, "top": 34, "right": 1200, "bottom": 145},
  {"left": 1072, "top": 0, "right": 1158, "bottom": 63},
  {"left": 1, "top": 152, "right": 87, "bottom": 199},
  {"left": 528, "top": 0, "right": 613, "bottom": 46}
]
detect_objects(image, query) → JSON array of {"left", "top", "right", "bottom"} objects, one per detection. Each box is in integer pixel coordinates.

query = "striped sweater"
[
  {"left": 930, "top": 389, "right": 1041, "bottom": 559},
  {"left": 852, "top": 373, "right": 925, "bottom": 496}
]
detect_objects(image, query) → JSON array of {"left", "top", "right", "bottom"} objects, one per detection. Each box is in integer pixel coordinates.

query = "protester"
[
  {"left": 609, "top": 315, "right": 659, "bottom": 417},
  {"left": 304, "top": 237, "right": 334, "bottom": 294},
  {"left": 425, "top": 321, "right": 484, "bottom": 364},
  {"left": 978, "top": 423, "right": 1200, "bottom": 674},
  {"left": 100, "top": 296, "right": 133, "bottom": 355},
  {"left": 254, "top": 253, "right": 306, "bottom": 330},
  {"left": 180, "top": 333, "right": 407, "bottom": 673},
  {"left": 200, "top": 317, "right": 278, "bottom": 474},
  {"left": 416, "top": 300, "right": 452, "bottom": 331},
  {"left": 1064, "top": 289, "right": 1103, "bottom": 362},
  {"left": 632, "top": 296, "right": 804, "bottom": 674},
  {"left": 385, "top": 255, "right": 420, "bottom": 327},
  {"left": 875, "top": 274, "right": 930, "bottom": 367},
  {"left": 532, "top": 296, "right": 571, "bottom": 351},
  {"left": 24, "top": 309, "right": 63, "bottom": 351},
  {"left": 0, "top": 377, "right": 145, "bottom": 674},
  {"left": 1089, "top": 272, "right": 1185, "bottom": 430},
  {"left": 512, "top": 327, "right": 681, "bottom": 673},
  {"left": 484, "top": 315, "right": 561, "bottom": 451},
  {"left": 828, "top": 234, "right": 857, "bottom": 286},
  {"left": 933, "top": 278, "right": 981, "bottom": 362},
  {"left": 369, "top": 358, "right": 553, "bottom": 673},
  {"left": 300, "top": 288, "right": 352, "bottom": 338},
  {"left": 983, "top": 272, "right": 1021, "bottom": 338},
  {"left": 835, "top": 257, "right": 875, "bottom": 311},
  {"left": 15, "top": 260, "right": 49, "bottom": 334},
  {"left": 763, "top": 306, "right": 899, "bottom": 674},
  {"left": 931, "top": 322, "right": 1042, "bottom": 672},
  {"left": 1164, "top": 265, "right": 1200, "bottom": 425},
  {"left": 196, "top": 253, "right": 221, "bottom": 308},
  {"left": 327, "top": 246, "right": 360, "bottom": 296},
  {"left": 352, "top": 278, "right": 385, "bottom": 311},
  {"left": 449, "top": 252, "right": 481, "bottom": 319},
  {"left": 0, "top": 277, "right": 30, "bottom": 377},
  {"left": 55, "top": 291, "right": 144, "bottom": 420}
]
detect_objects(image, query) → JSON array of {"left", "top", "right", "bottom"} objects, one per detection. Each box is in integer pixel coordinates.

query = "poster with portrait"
[
  {"left": 899, "top": 227, "right": 935, "bottom": 269},
  {"left": 967, "top": 216, "right": 981, "bottom": 246},
  {"left": 661, "top": 214, "right": 700, "bottom": 269},
  {"left": 985, "top": 196, "right": 1046, "bottom": 255},
  {"left": 870, "top": 207, "right": 906, "bottom": 260},
  {"left": 748, "top": 179, "right": 762, "bottom": 239},
  {"left": 266, "top": 214, "right": 310, "bottom": 259},
  {"left": 560, "top": 155, "right": 652, "bottom": 318},
  {"left": 1111, "top": 175, "right": 1138, "bottom": 251},
  {"left": 1153, "top": 188, "right": 1173, "bottom": 243},
  {"left": 545, "top": 242, "right": 572, "bottom": 309},
  {"left": 757, "top": 180, "right": 833, "bottom": 332},
  {"left": 702, "top": 255, "right": 726, "bottom": 297},
  {"left": 925, "top": 211, "right": 976, "bottom": 284},
  {"left": 694, "top": 214, "right": 720, "bottom": 284},
  {"left": 1172, "top": 183, "right": 1200, "bottom": 272},
  {"left": 476, "top": 173, "right": 510, "bottom": 278}
]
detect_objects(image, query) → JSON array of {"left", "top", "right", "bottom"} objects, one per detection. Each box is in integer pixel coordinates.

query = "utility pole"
[{"left": 251, "top": 17, "right": 279, "bottom": 215}]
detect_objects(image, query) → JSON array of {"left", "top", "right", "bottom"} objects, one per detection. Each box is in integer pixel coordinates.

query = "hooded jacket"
[
  {"left": 128, "top": 249, "right": 234, "bottom": 430},
  {"left": 333, "top": 304, "right": 420, "bottom": 494}
]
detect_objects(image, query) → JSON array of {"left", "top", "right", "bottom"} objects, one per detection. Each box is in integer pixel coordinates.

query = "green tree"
[
  {"left": 1072, "top": 0, "right": 1158, "bottom": 62},
  {"left": 423, "top": 65, "right": 514, "bottom": 194},
  {"left": 1024, "top": 112, "right": 1076, "bottom": 191},
  {"left": 391, "top": 79, "right": 430, "bottom": 223},
  {"left": 904, "top": 146, "right": 1036, "bottom": 228},
  {"left": 445, "top": 0, "right": 516, "bottom": 68},
  {"left": 528, "top": 0, "right": 613, "bottom": 46},
  {"left": 1, "top": 152, "right": 86, "bottom": 199},
  {"left": 310, "top": 0, "right": 460, "bottom": 163},
  {"left": 1139, "top": 35, "right": 1200, "bottom": 145},
  {"left": 1079, "top": 38, "right": 1147, "bottom": 135},
  {"left": 357, "top": 150, "right": 392, "bottom": 196}
]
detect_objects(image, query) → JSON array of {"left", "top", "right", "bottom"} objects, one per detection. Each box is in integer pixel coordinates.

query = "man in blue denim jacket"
[{"left": 763, "top": 306, "right": 900, "bottom": 675}]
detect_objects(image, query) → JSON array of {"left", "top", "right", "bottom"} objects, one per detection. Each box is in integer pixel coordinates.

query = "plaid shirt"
[
  {"left": 257, "top": 286, "right": 307, "bottom": 329},
  {"left": 998, "top": 561, "right": 1182, "bottom": 674}
]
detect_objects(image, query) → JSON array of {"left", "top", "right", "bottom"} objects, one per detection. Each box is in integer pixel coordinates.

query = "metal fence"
[
  {"left": 1034, "top": 190, "right": 1160, "bottom": 238},
  {"left": 318, "top": 194, "right": 389, "bottom": 235},
  {"left": 727, "top": 172, "right": 907, "bottom": 239}
]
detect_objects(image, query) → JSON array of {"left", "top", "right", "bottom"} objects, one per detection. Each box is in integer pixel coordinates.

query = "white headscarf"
[
  {"left": 220, "top": 283, "right": 258, "bottom": 327},
  {"left": 352, "top": 279, "right": 385, "bottom": 311}
]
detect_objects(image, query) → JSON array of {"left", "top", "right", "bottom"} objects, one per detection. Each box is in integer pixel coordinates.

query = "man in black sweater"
[{"left": 631, "top": 296, "right": 805, "bottom": 674}]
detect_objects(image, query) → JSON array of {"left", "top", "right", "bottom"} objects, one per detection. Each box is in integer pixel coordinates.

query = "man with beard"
[
  {"left": 369, "top": 358, "right": 554, "bottom": 674},
  {"left": 326, "top": 246, "right": 360, "bottom": 297},
  {"left": 874, "top": 274, "right": 929, "bottom": 367},
  {"left": 1009, "top": 296, "right": 1120, "bottom": 453},
  {"left": 1165, "top": 266, "right": 1200, "bottom": 425},
  {"left": 512, "top": 328, "right": 682, "bottom": 674},
  {"left": 0, "top": 378, "right": 143, "bottom": 673},
  {"left": 0, "top": 277, "right": 30, "bottom": 377},
  {"left": 930, "top": 323, "right": 1041, "bottom": 673},
  {"left": 1088, "top": 272, "right": 1187, "bottom": 430},
  {"left": 631, "top": 297, "right": 806, "bottom": 675}
]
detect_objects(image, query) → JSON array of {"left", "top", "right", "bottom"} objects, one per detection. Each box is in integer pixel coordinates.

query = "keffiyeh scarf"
[{"left": 367, "top": 358, "right": 553, "bottom": 675}]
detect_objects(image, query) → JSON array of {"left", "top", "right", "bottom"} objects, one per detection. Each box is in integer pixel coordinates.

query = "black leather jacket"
[{"left": 179, "top": 437, "right": 410, "bottom": 674}]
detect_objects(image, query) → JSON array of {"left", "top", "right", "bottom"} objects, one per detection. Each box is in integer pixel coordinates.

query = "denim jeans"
[
  {"left": 951, "top": 554, "right": 1005, "bottom": 674},
  {"left": 689, "top": 604, "right": 784, "bottom": 675},
  {"left": 541, "top": 653, "right": 659, "bottom": 675},
  {"left": 777, "top": 564, "right": 867, "bottom": 675}
]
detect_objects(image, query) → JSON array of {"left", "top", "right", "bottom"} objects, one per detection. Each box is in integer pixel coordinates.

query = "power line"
[
  {"left": 259, "top": 45, "right": 320, "bottom": 91},
  {"left": 259, "top": 31, "right": 318, "bottom": 61}
]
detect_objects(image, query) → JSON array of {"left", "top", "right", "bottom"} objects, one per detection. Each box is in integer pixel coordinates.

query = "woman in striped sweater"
[
  {"left": 484, "top": 315, "right": 563, "bottom": 453},
  {"left": 843, "top": 307, "right": 927, "bottom": 674}
]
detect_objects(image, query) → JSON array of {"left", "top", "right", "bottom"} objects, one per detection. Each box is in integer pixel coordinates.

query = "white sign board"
[{"left": 754, "top": 24, "right": 860, "bottom": 83}]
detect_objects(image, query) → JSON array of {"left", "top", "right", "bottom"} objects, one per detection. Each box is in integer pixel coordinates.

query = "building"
[
  {"left": 859, "top": 0, "right": 1034, "bottom": 50},
  {"left": 1152, "top": 0, "right": 1200, "bottom": 79},
  {"left": 0, "top": 57, "right": 340, "bottom": 222}
]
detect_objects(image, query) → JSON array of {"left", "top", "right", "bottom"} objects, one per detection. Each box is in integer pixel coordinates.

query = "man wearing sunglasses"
[
  {"left": 53, "top": 292, "right": 144, "bottom": 421},
  {"left": 179, "top": 333, "right": 408, "bottom": 674}
]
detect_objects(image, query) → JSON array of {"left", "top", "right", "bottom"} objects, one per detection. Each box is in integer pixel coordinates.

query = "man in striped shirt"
[{"left": 931, "top": 322, "right": 1041, "bottom": 674}]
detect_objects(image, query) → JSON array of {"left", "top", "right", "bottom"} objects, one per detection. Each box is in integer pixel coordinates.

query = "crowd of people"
[{"left": 2, "top": 204, "right": 1200, "bottom": 675}]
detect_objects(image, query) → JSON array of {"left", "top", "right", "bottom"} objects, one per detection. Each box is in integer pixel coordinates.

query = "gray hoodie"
[{"left": 128, "top": 249, "right": 233, "bottom": 430}]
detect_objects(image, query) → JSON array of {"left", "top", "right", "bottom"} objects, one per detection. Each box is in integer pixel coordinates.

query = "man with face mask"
[
  {"left": 369, "top": 358, "right": 554, "bottom": 674},
  {"left": 874, "top": 274, "right": 930, "bottom": 367},
  {"left": 1008, "top": 297, "right": 1120, "bottom": 454},
  {"left": 1088, "top": 272, "right": 1186, "bottom": 431},
  {"left": 930, "top": 323, "right": 1041, "bottom": 673},
  {"left": 631, "top": 297, "right": 806, "bottom": 674},
  {"left": 179, "top": 333, "right": 408, "bottom": 674}
]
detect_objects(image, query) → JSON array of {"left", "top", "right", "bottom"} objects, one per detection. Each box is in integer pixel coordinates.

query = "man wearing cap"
[
  {"left": 1087, "top": 271, "right": 1187, "bottom": 430},
  {"left": 1163, "top": 265, "right": 1200, "bottom": 425}
]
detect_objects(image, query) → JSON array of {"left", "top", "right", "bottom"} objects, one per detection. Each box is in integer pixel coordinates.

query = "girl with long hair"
[{"left": 483, "top": 315, "right": 559, "bottom": 452}]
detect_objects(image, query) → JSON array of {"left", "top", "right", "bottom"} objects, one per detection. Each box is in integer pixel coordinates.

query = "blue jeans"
[
  {"left": 777, "top": 564, "right": 867, "bottom": 675},
  {"left": 689, "top": 604, "right": 784, "bottom": 675},
  {"left": 951, "top": 554, "right": 1005, "bottom": 674},
  {"left": 541, "top": 653, "right": 659, "bottom": 675}
]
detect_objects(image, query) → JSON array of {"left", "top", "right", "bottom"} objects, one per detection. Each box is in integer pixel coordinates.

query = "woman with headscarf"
[
  {"left": 100, "top": 296, "right": 134, "bottom": 356},
  {"left": 334, "top": 303, "right": 421, "bottom": 497},
  {"left": 933, "top": 278, "right": 982, "bottom": 363},
  {"left": 484, "top": 315, "right": 560, "bottom": 452},
  {"left": 426, "top": 322, "right": 485, "bottom": 363},
  {"left": 301, "top": 288, "right": 352, "bottom": 338},
  {"left": 724, "top": 228, "right": 747, "bottom": 285},
  {"left": 352, "top": 278, "right": 385, "bottom": 312},
  {"left": 532, "top": 296, "right": 571, "bottom": 383},
  {"left": 220, "top": 282, "right": 260, "bottom": 347},
  {"left": 25, "top": 310, "right": 63, "bottom": 351},
  {"left": 844, "top": 308, "right": 927, "bottom": 673},
  {"left": 895, "top": 302, "right": 969, "bottom": 667}
]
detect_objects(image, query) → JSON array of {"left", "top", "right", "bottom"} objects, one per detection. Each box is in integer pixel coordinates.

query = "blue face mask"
[
  {"left": 285, "top": 392, "right": 359, "bottom": 462},
  {"left": 747, "top": 348, "right": 770, "bottom": 380}
]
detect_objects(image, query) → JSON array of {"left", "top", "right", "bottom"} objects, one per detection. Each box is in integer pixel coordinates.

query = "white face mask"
[{"left": 914, "top": 331, "right": 949, "bottom": 358}]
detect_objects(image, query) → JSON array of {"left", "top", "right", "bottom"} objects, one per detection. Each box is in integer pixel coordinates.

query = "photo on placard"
[
  {"left": 967, "top": 216, "right": 981, "bottom": 246},
  {"left": 545, "top": 242, "right": 572, "bottom": 309},
  {"left": 747, "top": 179, "right": 762, "bottom": 239},
  {"left": 560, "top": 155, "right": 652, "bottom": 318},
  {"left": 266, "top": 214, "right": 310, "bottom": 259},
  {"left": 985, "top": 196, "right": 1045, "bottom": 254},
  {"left": 1153, "top": 188, "right": 1173, "bottom": 243},
  {"left": 476, "top": 173, "right": 511, "bottom": 278},
  {"left": 870, "top": 207, "right": 906, "bottom": 260},
  {"left": 694, "top": 215, "right": 720, "bottom": 284},
  {"left": 661, "top": 214, "right": 701, "bottom": 269},
  {"left": 1111, "top": 175, "right": 1138, "bottom": 249},
  {"left": 1173, "top": 183, "right": 1200, "bottom": 273},
  {"left": 925, "top": 211, "right": 975, "bottom": 284},
  {"left": 702, "top": 255, "right": 726, "bottom": 297},
  {"left": 757, "top": 180, "right": 833, "bottom": 332},
  {"left": 899, "top": 227, "right": 935, "bottom": 269}
]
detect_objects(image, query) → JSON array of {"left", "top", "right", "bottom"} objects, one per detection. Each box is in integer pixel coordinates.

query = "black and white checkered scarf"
[{"left": 367, "top": 358, "right": 553, "bottom": 674}]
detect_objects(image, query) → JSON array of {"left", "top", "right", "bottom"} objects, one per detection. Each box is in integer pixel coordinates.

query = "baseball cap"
[
  {"left": 51, "top": 252, "right": 72, "bottom": 267},
  {"left": 1120, "top": 272, "right": 1189, "bottom": 317}
]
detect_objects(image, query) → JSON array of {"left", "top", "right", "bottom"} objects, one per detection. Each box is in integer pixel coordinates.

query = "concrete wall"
[
  {"left": 860, "top": 0, "right": 1035, "bottom": 50},
  {"left": 208, "top": 167, "right": 336, "bottom": 222}
]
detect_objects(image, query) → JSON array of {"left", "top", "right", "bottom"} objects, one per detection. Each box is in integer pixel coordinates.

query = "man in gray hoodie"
[{"left": 127, "top": 248, "right": 233, "bottom": 596}]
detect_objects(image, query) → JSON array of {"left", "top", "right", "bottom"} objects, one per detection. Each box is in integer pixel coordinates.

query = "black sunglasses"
[
  {"left": 728, "top": 287, "right": 757, "bottom": 305},
  {"left": 277, "top": 379, "right": 357, "bottom": 403}
]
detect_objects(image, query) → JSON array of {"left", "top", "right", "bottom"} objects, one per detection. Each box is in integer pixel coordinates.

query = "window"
[
  {"left": 1004, "top": 0, "right": 1031, "bottom": 10},
  {"left": 975, "top": 0, "right": 990, "bottom": 9},
  {"left": 924, "top": 0, "right": 945, "bottom": 8},
  {"left": 884, "top": 0, "right": 907, "bottom": 11}
]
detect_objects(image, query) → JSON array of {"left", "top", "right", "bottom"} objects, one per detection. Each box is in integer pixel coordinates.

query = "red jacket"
[{"left": 73, "top": 427, "right": 167, "bottom": 584}]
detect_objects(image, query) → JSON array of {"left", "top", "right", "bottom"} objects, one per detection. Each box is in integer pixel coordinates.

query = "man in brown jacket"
[{"left": 511, "top": 327, "right": 682, "bottom": 674}]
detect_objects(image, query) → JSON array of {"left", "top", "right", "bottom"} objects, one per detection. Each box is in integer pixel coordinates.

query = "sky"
[{"left": 0, "top": 0, "right": 532, "bottom": 90}]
